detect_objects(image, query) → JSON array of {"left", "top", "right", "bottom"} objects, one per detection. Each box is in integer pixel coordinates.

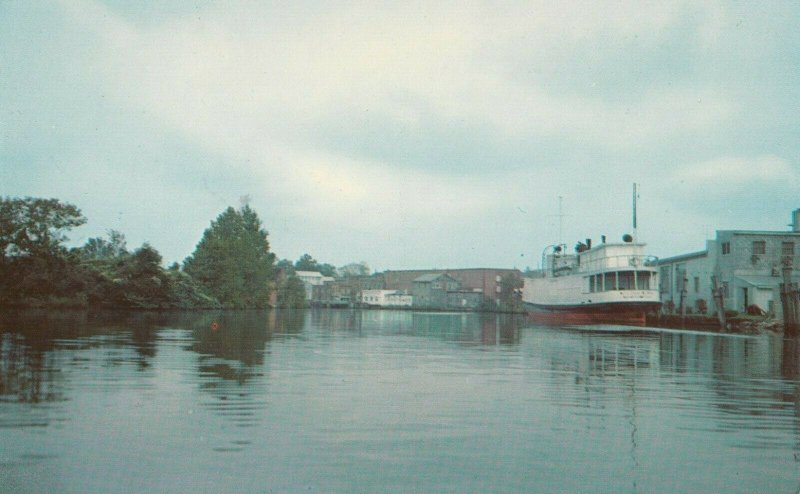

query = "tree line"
[{"left": 0, "top": 196, "right": 362, "bottom": 310}]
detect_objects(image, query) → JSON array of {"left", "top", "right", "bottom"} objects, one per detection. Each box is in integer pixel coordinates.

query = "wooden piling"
[
  {"left": 711, "top": 275, "right": 726, "bottom": 332},
  {"left": 679, "top": 273, "right": 688, "bottom": 324},
  {"left": 781, "top": 259, "right": 800, "bottom": 337}
]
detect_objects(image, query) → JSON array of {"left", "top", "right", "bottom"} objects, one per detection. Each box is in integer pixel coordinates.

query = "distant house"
[
  {"left": 384, "top": 268, "right": 521, "bottom": 304},
  {"left": 658, "top": 209, "right": 800, "bottom": 318},
  {"left": 295, "top": 271, "right": 328, "bottom": 300},
  {"left": 445, "top": 289, "right": 484, "bottom": 310},
  {"left": 412, "top": 273, "right": 462, "bottom": 309},
  {"left": 360, "top": 289, "right": 412, "bottom": 308},
  {"left": 314, "top": 279, "right": 353, "bottom": 307}
]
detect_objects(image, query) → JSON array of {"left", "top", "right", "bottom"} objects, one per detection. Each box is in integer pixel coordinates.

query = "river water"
[{"left": 1, "top": 309, "right": 800, "bottom": 493}]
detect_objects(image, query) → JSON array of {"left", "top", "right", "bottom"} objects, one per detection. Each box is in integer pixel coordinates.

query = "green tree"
[
  {"left": 0, "top": 197, "right": 88, "bottom": 306},
  {"left": 294, "top": 253, "right": 336, "bottom": 277},
  {"left": 277, "top": 275, "right": 307, "bottom": 308},
  {"left": 108, "top": 243, "right": 171, "bottom": 308},
  {"left": 318, "top": 263, "right": 337, "bottom": 277},
  {"left": 294, "top": 253, "right": 319, "bottom": 272},
  {"left": 80, "top": 229, "right": 128, "bottom": 260},
  {"left": 339, "top": 261, "right": 370, "bottom": 278},
  {"left": 275, "top": 258, "right": 295, "bottom": 276},
  {"left": 498, "top": 272, "right": 524, "bottom": 313},
  {"left": 0, "top": 197, "right": 86, "bottom": 259},
  {"left": 183, "top": 205, "right": 276, "bottom": 308}
]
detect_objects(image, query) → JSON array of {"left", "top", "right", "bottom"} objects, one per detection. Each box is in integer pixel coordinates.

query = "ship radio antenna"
[
  {"left": 632, "top": 183, "right": 639, "bottom": 242},
  {"left": 548, "top": 195, "right": 569, "bottom": 248}
]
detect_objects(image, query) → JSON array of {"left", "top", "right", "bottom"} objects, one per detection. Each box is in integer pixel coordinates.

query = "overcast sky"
[{"left": 2, "top": 1, "right": 799, "bottom": 271}]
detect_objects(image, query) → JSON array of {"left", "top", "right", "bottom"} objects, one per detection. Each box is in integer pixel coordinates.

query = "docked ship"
[{"left": 522, "top": 186, "right": 661, "bottom": 326}]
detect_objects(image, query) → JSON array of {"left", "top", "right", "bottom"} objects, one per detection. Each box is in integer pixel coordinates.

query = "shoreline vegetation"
[
  {"left": 0, "top": 197, "right": 304, "bottom": 310},
  {"left": 0, "top": 196, "right": 785, "bottom": 334}
]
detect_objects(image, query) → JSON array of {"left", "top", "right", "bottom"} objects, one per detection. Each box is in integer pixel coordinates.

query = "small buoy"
[{"left": 210, "top": 322, "right": 219, "bottom": 331}]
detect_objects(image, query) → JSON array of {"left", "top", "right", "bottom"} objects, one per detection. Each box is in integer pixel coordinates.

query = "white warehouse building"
[
  {"left": 658, "top": 210, "right": 800, "bottom": 319},
  {"left": 360, "top": 289, "right": 413, "bottom": 308}
]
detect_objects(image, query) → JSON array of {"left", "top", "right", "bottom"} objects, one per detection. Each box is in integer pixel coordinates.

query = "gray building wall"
[
  {"left": 659, "top": 229, "right": 800, "bottom": 318},
  {"left": 716, "top": 231, "right": 800, "bottom": 315},
  {"left": 659, "top": 246, "right": 716, "bottom": 314},
  {"left": 445, "top": 290, "right": 484, "bottom": 310},
  {"left": 411, "top": 274, "right": 463, "bottom": 309}
]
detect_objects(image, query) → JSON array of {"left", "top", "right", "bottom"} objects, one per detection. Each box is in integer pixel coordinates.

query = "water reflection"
[
  {"left": 3, "top": 309, "right": 800, "bottom": 492},
  {"left": 330, "top": 309, "right": 523, "bottom": 346}
]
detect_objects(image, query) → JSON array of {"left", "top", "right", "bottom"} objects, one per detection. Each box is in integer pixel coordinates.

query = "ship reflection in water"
[{"left": 2, "top": 309, "right": 800, "bottom": 493}]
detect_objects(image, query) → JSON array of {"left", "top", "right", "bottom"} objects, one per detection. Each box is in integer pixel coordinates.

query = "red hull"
[{"left": 524, "top": 303, "right": 658, "bottom": 326}]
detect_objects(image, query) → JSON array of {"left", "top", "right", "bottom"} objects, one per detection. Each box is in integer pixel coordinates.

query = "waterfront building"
[
  {"left": 383, "top": 268, "right": 522, "bottom": 304},
  {"left": 313, "top": 279, "right": 354, "bottom": 307},
  {"left": 360, "top": 289, "right": 413, "bottom": 308},
  {"left": 445, "top": 289, "right": 485, "bottom": 310},
  {"left": 658, "top": 209, "right": 800, "bottom": 318},
  {"left": 295, "top": 271, "right": 332, "bottom": 300},
  {"left": 412, "top": 273, "right": 462, "bottom": 309}
]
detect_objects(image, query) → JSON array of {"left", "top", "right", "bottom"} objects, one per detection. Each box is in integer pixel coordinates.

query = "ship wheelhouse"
[
  {"left": 577, "top": 241, "right": 658, "bottom": 295},
  {"left": 587, "top": 270, "right": 655, "bottom": 293}
]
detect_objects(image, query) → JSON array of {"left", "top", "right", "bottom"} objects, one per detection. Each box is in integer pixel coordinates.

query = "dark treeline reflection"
[
  {"left": 178, "top": 310, "right": 302, "bottom": 385},
  {"left": 0, "top": 309, "right": 306, "bottom": 410},
  {"left": 0, "top": 310, "right": 166, "bottom": 406},
  {"left": 6, "top": 308, "right": 800, "bottom": 442}
]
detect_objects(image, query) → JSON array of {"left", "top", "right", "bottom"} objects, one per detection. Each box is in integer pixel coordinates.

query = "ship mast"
[
  {"left": 632, "top": 183, "right": 639, "bottom": 243},
  {"left": 558, "top": 195, "right": 563, "bottom": 246}
]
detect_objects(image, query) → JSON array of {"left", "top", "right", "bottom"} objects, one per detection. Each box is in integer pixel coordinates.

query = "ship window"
[
  {"left": 603, "top": 272, "right": 618, "bottom": 290},
  {"left": 637, "top": 271, "right": 652, "bottom": 290},
  {"left": 618, "top": 271, "right": 636, "bottom": 290}
]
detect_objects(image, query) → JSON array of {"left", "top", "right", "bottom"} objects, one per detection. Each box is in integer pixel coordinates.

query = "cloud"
[
  {"left": 674, "top": 155, "right": 797, "bottom": 184},
  {"left": 6, "top": 0, "right": 794, "bottom": 268},
  {"left": 60, "top": 0, "right": 737, "bottom": 160}
]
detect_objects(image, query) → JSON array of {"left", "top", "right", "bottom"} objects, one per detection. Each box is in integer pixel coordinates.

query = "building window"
[
  {"left": 694, "top": 276, "right": 699, "bottom": 293},
  {"left": 752, "top": 240, "right": 766, "bottom": 255},
  {"left": 721, "top": 242, "right": 731, "bottom": 255},
  {"left": 783, "top": 241, "right": 795, "bottom": 256}
]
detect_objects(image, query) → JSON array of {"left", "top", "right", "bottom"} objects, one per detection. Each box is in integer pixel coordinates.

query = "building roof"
[
  {"left": 414, "top": 273, "right": 446, "bottom": 282},
  {"left": 385, "top": 267, "right": 520, "bottom": 273},
  {"left": 657, "top": 250, "right": 708, "bottom": 265},
  {"left": 413, "top": 273, "right": 461, "bottom": 283},
  {"left": 720, "top": 230, "right": 800, "bottom": 237},
  {"left": 735, "top": 275, "right": 778, "bottom": 289},
  {"left": 295, "top": 271, "right": 323, "bottom": 277}
]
